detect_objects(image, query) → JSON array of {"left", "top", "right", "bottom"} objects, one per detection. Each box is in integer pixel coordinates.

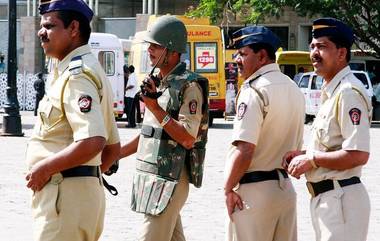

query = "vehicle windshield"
[
  {"left": 298, "top": 74, "right": 309, "bottom": 88},
  {"left": 311, "top": 75, "right": 323, "bottom": 90}
]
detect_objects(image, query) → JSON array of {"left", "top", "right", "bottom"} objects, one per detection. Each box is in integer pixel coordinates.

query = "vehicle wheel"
[{"left": 115, "top": 114, "right": 123, "bottom": 121}]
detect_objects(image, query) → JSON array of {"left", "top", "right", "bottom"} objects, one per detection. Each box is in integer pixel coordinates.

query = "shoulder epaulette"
[{"left": 69, "top": 55, "right": 83, "bottom": 75}]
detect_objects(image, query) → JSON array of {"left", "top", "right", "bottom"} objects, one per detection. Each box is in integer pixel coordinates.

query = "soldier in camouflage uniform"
[{"left": 119, "top": 15, "right": 209, "bottom": 241}]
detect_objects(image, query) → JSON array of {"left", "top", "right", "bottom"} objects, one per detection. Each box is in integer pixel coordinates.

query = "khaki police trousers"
[
  {"left": 32, "top": 176, "right": 105, "bottom": 241},
  {"left": 138, "top": 169, "right": 189, "bottom": 241},
  {"left": 226, "top": 177, "right": 297, "bottom": 241},
  {"left": 310, "top": 182, "right": 370, "bottom": 241}
]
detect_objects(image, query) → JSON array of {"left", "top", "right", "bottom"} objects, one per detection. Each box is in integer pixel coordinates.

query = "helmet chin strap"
[{"left": 162, "top": 51, "right": 170, "bottom": 66}]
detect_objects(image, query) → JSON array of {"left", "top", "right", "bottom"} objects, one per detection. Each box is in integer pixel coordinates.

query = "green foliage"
[
  {"left": 186, "top": 0, "right": 228, "bottom": 24},
  {"left": 187, "top": 0, "right": 380, "bottom": 58}
]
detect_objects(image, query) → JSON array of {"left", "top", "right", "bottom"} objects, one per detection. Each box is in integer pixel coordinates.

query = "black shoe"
[{"left": 125, "top": 124, "right": 136, "bottom": 128}]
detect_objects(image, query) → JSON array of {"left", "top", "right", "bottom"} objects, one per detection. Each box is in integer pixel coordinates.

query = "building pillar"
[
  {"left": 20, "top": 16, "right": 44, "bottom": 74},
  {"left": 135, "top": 14, "right": 151, "bottom": 32},
  {"left": 142, "top": 0, "right": 147, "bottom": 14},
  {"left": 95, "top": 0, "right": 99, "bottom": 16},
  {"left": 148, "top": 0, "right": 153, "bottom": 14},
  {"left": 27, "top": 0, "right": 30, "bottom": 16},
  {"left": 154, "top": 0, "right": 159, "bottom": 14},
  {"left": 91, "top": 15, "right": 99, "bottom": 32},
  {"left": 33, "top": 0, "right": 37, "bottom": 16},
  {"left": 89, "top": 0, "right": 94, "bottom": 11}
]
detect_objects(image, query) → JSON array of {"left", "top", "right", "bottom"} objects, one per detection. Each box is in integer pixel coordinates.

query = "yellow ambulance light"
[{"left": 276, "top": 50, "right": 311, "bottom": 65}]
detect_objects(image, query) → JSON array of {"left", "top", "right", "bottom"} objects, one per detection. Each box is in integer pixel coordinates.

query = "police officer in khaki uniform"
[
  {"left": 119, "top": 15, "right": 209, "bottom": 241},
  {"left": 25, "top": 1, "right": 120, "bottom": 240},
  {"left": 225, "top": 26, "right": 305, "bottom": 241},
  {"left": 283, "top": 18, "right": 371, "bottom": 241}
]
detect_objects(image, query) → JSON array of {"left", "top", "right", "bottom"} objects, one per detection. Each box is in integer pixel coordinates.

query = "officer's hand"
[
  {"left": 225, "top": 191, "right": 243, "bottom": 221},
  {"left": 142, "top": 77, "right": 157, "bottom": 94},
  {"left": 282, "top": 150, "right": 303, "bottom": 171},
  {"left": 102, "top": 160, "right": 119, "bottom": 176},
  {"left": 141, "top": 91, "right": 159, "bottom": 111},
  {"left": 25, "top": 161, "right": 51, "bottom": 192},
  {"left": 287, "top": 154, "right": 313, "bottom": 179}
]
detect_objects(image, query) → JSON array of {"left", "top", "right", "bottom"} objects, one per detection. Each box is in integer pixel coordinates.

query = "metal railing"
[{"left": 0, "top": 72, "right": 39, "bottom": 111}]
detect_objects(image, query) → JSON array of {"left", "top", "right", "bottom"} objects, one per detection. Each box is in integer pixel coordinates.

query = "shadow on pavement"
[
  {"left": 0, "top": 123, "right": 35, "bottom": 130},
  {"left": 210, "top": 122, "right": 233, "bottom": 129},
  {"left": 22, "top": 124, "right": 35, "bottom": 130}
]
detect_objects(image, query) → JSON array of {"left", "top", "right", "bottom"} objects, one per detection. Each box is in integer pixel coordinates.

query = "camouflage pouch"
[
  {"left": 131, "top": 172, "right": 177, "bottom": 215},
  {"left": 187, "top": 147, "right": 206, "bottom": 188},
  {"left": 186, "top": 114, "right": 208, "bottom": 188}
]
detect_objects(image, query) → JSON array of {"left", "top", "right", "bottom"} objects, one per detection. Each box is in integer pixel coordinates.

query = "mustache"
[
  {"left": 311, "top": 55, "right": 322, "bottom": 62},
  {"left": 40, "top": 36, "right": 49, "bottom": 43}
]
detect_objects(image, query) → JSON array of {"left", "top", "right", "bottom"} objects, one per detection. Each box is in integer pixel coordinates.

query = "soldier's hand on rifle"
[
  {"left": 141, "top": 89, "right": 160, "bottom": 112},
  {"left": 140, "top": 74, "right": 162, "bottom": 100},
  {"left": 141, "top": 76, "right": 157, "bottom": 95}
]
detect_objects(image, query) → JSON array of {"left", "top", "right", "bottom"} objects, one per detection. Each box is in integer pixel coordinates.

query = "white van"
[
  {"left": 297, "top": 72, "right": 323, "bottom": 118},
  {"left": 298, "top": 70, "right": 373, "bottom": 122},
  {"left": 89, "top": 32, "right": 125, "bottom": 117}
]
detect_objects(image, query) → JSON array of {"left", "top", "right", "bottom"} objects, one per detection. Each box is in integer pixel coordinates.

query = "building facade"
[{"left": 0, "top": 0, "right": 313, "bottom": 73}]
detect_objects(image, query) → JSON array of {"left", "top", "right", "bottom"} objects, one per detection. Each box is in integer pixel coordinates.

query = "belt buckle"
[{"left": 306, "top": 182, "right": 316, "bottom": 198}]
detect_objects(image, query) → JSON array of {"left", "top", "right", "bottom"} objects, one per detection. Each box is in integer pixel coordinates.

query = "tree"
[{"left": 187, "top": 0, "right": 380, "bottom": 58}]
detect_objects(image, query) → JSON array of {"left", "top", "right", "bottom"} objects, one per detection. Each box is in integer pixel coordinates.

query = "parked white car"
[{"left": 297, "top": 70, "right": 373, "bottom": 122}]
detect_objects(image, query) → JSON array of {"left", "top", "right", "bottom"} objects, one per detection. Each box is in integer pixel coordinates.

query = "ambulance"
[
  {"left": 89, "top": 32, "right": 125, "bottom": 118},
  {"left": 130, "top": 15, "right": 226, "bottom": 126}
]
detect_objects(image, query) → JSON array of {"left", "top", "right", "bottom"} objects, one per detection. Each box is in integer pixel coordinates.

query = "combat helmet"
[{"left": 144, "top": 15, "right": 187, "bottom": 53}]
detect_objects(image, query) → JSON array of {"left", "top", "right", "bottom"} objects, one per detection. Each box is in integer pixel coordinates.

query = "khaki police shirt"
[
  {"left": 26, "top": 45, "right": 120, "bottom": 168},
  {"left": 227, "top": 63, "right": 305, "bottom": 172},
  {"left": 305, "top": 66, "right": 371, "bottom": 182}
]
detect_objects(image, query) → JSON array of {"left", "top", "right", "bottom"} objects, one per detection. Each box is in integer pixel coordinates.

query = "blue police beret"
[
  {"left": 39, "top": 0, "right": 93, "bottom": 22},
  {"left": 231, "top": 26, "right": 280, "bottom": 51},
  {"left": 312, "top": 17, "right": 354, "bottom": 47}
]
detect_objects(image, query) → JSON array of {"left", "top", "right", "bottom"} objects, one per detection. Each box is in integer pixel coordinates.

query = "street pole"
[{"left": 1, "top": 0, "right": 23, "bottom": 136}]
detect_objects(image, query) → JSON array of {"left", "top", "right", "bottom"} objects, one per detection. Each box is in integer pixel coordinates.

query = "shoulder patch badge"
[
  {"left": 78, "top": 95, "right": 92, "bottom": 113},
  {"left": 237, "top": 103, "right": 247, "bottom": 120},
  {"left": 189, "top": 99, "right": 197, "bottom": 114},
  {"left": 349, "top": 108, "right": 361, "bottom": 125}
]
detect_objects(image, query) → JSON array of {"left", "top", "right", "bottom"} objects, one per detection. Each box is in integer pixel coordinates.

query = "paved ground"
[{"left": 0, "top": 111, "right": 379, "bottom": 241}]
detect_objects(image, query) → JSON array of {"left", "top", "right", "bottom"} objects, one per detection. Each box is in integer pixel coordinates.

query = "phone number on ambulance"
[{"left": 198, "top": 56, "right": 214, "bottom": 63}]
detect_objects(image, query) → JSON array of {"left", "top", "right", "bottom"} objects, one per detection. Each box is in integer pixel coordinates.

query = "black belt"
[
  {"left": 61, "top": 165, "right": 99, "bottom": 178},
  {"left": 61, "top": 166, "right": 119, "bottom": 196},
  {"left": 306, "top": 176, "right": 361, "bottom": 197},
  {"left": 239, "top": 169, "right": 288, "bottom": 184}
]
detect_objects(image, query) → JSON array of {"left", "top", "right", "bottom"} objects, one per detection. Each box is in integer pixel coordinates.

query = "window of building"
[{"left": 267, "top": 26, "right": 289, "bottom": 50}]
